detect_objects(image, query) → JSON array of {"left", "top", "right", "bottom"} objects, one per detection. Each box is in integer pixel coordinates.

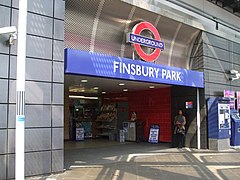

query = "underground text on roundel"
[{"left": 113, "top": 61, "right": 182, "bottom": 81}]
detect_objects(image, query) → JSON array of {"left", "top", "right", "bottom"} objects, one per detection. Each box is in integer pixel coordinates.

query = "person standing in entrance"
[{"left": 174, "top": 109, "right": 186, "bottom": 148}]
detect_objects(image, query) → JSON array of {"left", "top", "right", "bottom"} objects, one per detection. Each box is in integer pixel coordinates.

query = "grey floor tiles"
[{"left": 26, "top": 139, "right": 240, "bottom": 180}]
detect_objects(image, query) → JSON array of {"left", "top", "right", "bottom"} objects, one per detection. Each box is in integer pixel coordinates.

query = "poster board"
[
  {"left": 224, "top": 90, "right": 235, "bottom": 109},
  {"left": 237, "top": 91, "right": 240, "bottom": 110},
  {"left": 186, "top": 101, "right": 193, "bottom": 109},
  {"left": 76, "top": 128, "right": 84, "bottom": 141}
]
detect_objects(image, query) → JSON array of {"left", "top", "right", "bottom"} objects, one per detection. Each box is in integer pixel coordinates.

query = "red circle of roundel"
[{"left": 133, "top": 22, "right": 161, "bottom": 62}]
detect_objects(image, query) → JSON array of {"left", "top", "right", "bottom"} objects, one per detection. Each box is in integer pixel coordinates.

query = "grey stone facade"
[
  {"left": 0, "top": 0, "right": 240, "bottom": 178},
  {"left": 64, "top": 0, "right": 240, "bottom": 150},
  {"left": 180, "top": 31, "right": 240, "bottom": 149},
  {"left": 202, "top": 32, "right": 240, "bottom": 148},
  {"left": 203, "top": 32, "right": 240, "bottom": 96},
  {"left": 0, "top": 0, "right": 65, "bottom": 179}
]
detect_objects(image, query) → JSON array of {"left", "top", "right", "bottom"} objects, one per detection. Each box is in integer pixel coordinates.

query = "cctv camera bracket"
[
  {"left": 0, "top": 26, "right": 17, "bottom": 35},
  {"left": 0, "top": 26, "right": 17, "bottom": 46},
  {"left": 229, "top": 77, "right": 239, "bottom": 81},
  {"left": 229, "top": 73, "right": 240, "bottom": 81}
]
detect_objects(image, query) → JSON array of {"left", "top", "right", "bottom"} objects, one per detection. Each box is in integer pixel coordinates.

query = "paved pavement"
[{"left": 28, "top": 141, "right": 240, "bottom": 180}]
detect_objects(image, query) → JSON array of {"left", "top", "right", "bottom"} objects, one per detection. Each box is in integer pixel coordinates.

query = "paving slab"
[{"left": 27, "top": 141, "right": 240, "bottom": 180}]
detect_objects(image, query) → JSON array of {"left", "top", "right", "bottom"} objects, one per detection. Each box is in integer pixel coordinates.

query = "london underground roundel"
[{"left": 126, "top": 22, "right": 165, "bottom": 62}]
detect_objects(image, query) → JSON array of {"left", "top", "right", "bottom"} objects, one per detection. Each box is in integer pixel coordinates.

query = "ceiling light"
[
  {"left": 69, "top": 95, "right": 98, "bottom": 100},
  {"left": 81, "top": 79, "right": 88, "bottom": 83},
  {"left": 69, "top": 87, "right": 85, "bottom": 92},
  {"left": 93, "top": 87, "right": 99, "bottom": 90},
  {"left": 123, "top": 89, "right": 128, "bottom": 92},
  {"left": 149, "top": 86, "right": 155, "bottom": 89},
  {"left": 102, "top": 91, "right": 106, "bottom": 94},
  {"left": 119, "top": 83, "right": 125, "bottom": 86},
  {"left": 69, "top": 89, "right": 78, "bottom": 92}
]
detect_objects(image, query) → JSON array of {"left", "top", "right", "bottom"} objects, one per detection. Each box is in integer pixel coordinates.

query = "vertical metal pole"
[
  {"left": 15, "top": 0, "right": 27, "bottom": 179},
  {"left": 197, "top": 88, "right": 201, "bottom": 149}
]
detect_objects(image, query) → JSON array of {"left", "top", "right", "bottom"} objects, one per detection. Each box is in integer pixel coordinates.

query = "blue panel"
[
  {"left": 65, "top": 48, "right": 204, "bottom": 88},
  {"left": 208, "top": 98, "right": 218, "bottom": 139},
  {"left": 208, "top": 97, "right": 231, "bottom": 139},
  {"left": 230, "top": 110, "right": 240, "bottom": 146}
]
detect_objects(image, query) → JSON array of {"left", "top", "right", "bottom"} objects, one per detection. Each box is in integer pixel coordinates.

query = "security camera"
[
  {"left": 0, "top": 26, "right": 17, "bottom": 46},
  {"left": 0, "top": 26, "right": 17, "bottom": 35},
  {"left": 229, "top": 76, "right": 239, "bottom": 81},
  {"left": 230, "top": 69, "right": 239, "bottom": 74},
  {"left": 229, "top": 72, "right": 240, "bottom": 81}
]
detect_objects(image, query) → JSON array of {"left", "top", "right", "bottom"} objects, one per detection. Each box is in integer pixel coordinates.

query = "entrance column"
[
  {"left": 64, "top": 86, "right": 70, "bottom": 140},
  {"left": 197, "top": 88, "right": 201, "bottom": 149}
]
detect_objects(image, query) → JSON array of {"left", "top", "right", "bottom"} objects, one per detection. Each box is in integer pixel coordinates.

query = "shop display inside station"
[
  {"left": 69, "top": 98, "right": 99, "bottom": 140},
  {"left": 94, "top": 103, "right": 117, "bottom": 138},
  {"left": 68, "top": 86, "right": 173, "bottom": 144},
  {"left": 69, "top": 99, "right": 128, "bottom": 141}
]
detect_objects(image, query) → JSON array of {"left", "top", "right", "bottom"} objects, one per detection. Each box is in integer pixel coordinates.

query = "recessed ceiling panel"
[{"left": 65, "top": 74, "right": 170, "bottom": 95}]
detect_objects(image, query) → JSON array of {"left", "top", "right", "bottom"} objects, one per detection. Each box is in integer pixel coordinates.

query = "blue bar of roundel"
[
  {"left": 65, "top": 48, "right": 204, "bottom": 88},
  {"left": 129, "top": 33, "right": 165, "bottom": 50}
]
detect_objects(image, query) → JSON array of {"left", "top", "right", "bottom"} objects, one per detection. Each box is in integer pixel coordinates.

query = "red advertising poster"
[{"left": 224, "top": 90, "right": 235, "bottom": 109}]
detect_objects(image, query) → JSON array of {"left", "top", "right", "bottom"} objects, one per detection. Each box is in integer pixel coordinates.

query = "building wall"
[
  {"left": 203, "top": 32, "right": 240, "bottom": 96},
  {"left": 189, "top": 32, "right": 208, "bottom": 149},
  {"left": 0, "top": 0, "right": 238, "bottom": 178},
  {"left": 174, "top": 0, "right": 240, "bottom": 29},
  {"left": 189, "top": 31, "right": 240, "bottom": 148},
  {"left": 202, "top": 32, "right": 240, "bottom": 148},
  {"left": 64, "top": 0, "right": 240, "bottom": 150},
  {"left": 187, "top": 30, "right": 240, "bottom": 148},
  {"left": 172, "top": 29, "right": 240, "bottom": 149},
  {"left": 0, "top": 0, "right": 65, "bottom": 179},
  {"left": 104, "top": 88, "right": 172, "bottom": 142},
  {"left": 65, "top": 0, "right": 199, "bottom": 69},
  {"left": 122, "top": 0, "right": 240, "bottom": 44},
  {"left": 128, "top": 88, "right": 172, "bottom": 142}
]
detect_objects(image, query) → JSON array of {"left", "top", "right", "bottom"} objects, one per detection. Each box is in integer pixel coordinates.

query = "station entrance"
[{"left": 64, "top": 74, "right": 173, "bottom": 146}]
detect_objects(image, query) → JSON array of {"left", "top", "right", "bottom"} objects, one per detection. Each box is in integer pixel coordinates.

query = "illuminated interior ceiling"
[
  {"left": 65, "top": 74, "right": 170, "bottom": 95},
  {"left": 208, "top": 0, "right": 240, "bottom": 16}
]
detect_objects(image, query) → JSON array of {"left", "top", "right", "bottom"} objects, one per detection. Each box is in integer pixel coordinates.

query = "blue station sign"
[
  {"left": 127, "top": 33, "right": 165, "bottom": 50},
  {"left": 65, "top": 48, "right": 204, "bottom": 88},
  {"left": 126, "top": 21, "right": 164, "bottom": 62}
]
